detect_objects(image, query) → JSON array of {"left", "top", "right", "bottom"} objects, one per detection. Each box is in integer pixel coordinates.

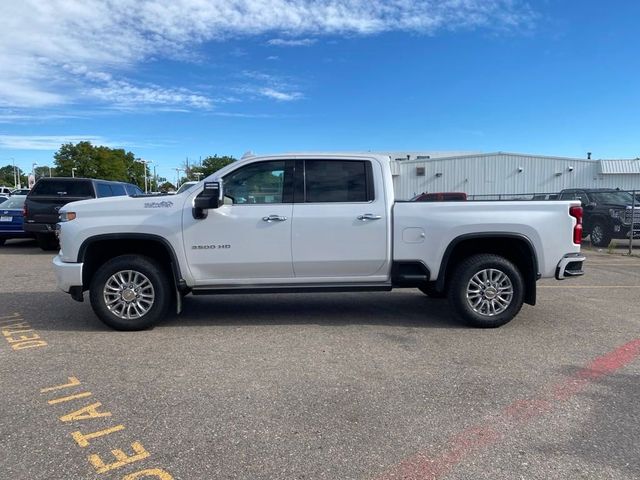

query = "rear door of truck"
[{"left": 291, "top": 158, "right": 389, "bottom": 278}]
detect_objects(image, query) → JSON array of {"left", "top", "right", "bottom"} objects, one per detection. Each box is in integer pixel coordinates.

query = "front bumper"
[
  {"left": 556, "top": 253, "right": 586, "bottom": 280},
  {"left": 52, "top": 255, "right": 83, "bottom": 293}
]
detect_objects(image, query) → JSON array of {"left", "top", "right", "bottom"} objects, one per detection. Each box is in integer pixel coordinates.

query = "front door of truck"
[{"left": 182, "top": 160, "right": 294, "bottom": 285}]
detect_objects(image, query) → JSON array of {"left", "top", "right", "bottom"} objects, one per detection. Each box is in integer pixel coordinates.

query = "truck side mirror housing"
[{"left": 193, "top": 181, "right": 222, "bottom": 219}]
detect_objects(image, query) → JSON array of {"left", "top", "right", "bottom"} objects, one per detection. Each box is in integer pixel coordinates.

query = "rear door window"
[
  {"left": 96, "top": 183, "right": 113, "bottom": 198},
  {"left": 303, "top": 160, "right": 373, "bottom": 203},
  {"left": 110, "top": 184, "right": 127, "bottom": 196}
]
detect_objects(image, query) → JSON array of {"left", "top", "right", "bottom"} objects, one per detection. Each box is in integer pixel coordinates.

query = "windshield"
[
  {"left": 0, "top": 196, "right": 26, "bottom": 209},
  {"left": 176, "top": 182, "right": 196, "bottom": 194},
  {"left": 590, "top": 191, "right": 633, "bottom": 204}
]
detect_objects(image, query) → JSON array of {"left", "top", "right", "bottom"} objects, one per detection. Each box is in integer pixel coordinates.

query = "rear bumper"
[
  {"left": 23, "top": 222, "right": 56, "bottom": 234},
  {"left": 52, "top": 255, "right": 83, "bottom": 293},
  {"left": 556, "top": 253, "right": 586, "bottom": 280}
]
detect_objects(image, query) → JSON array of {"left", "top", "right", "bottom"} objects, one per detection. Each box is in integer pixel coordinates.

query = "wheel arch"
[
  {"left": 78, "top": 234, "right": 185, "bottom": 293},
  {"left": 436, "top": 233, "right": 539, "bottom": 306}
]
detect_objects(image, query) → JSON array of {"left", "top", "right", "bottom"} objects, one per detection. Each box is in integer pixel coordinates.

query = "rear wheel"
[
  {"left": 448, "top": 254, "right": 524, "bottom": 328},
  {"left": 36, "top": 233, "right": 59, "bottom": 251},
  {"left": 89, "top": 255, "right": 171, "bottom": 330},
  {"left": 590, "top": 222, "right": 611, "bottom": 248}
]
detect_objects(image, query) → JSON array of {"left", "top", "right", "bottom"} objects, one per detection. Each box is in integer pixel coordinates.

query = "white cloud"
[
  {"left": 259, "top": 88, "right": 303, "bottom": 101},
  {"left": 0, "top": 135, "right": 108, "bottom": 150},
  {"left": 267, "top": 38, "right": 317, "bottom": 47},
  {"left": 0, "top": 1, "right": 535, "bottom": 108}
]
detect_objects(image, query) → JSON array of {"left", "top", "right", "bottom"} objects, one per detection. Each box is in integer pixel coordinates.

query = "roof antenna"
[{"left": 587, "top": 152, "right": 592, "bottom": 160}]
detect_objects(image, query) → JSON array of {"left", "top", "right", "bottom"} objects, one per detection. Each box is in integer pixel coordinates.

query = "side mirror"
[
  {"left": 192, "top": 181, "right": 222, "bottom": 219},
  {"left": 584, "top": 202, "right": 596, "bottom": 210}
]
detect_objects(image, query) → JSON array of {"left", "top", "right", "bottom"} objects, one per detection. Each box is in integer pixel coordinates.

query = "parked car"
[
  {"left": 0, "top": 186, "right": 12, "bottom": 196},
  {"left": 10, "top": 188, "right": 31, "bottom": 196},
  {"left": 0, "top": 196, "right": 31, "bottom": 246},
  {"left": 54, "top": 153, "right": 584, "bottom": 331},
  {"left": 559, "top": 188, "right": 639, "bottom": 247},
  {"left": 175, "top": 181, "right": 198, "bottom": 194},
  {"left": 411, "top": 192, "right": 467, "bottom": 202},
  {"left": 24, "top": 178, "right": 143, "bottom": 250}
]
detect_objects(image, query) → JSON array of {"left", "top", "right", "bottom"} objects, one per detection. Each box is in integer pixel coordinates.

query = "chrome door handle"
[
  {"left": 357, "top": 213, "right": 382, "bottom": 221},
  {"left": 262, "top": 215, "right": 288, "bottom": 222}
]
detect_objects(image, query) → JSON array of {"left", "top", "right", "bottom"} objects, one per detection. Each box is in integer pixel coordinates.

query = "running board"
[{"left": 191, "top": 283, "right": 392, "bottom": 295}]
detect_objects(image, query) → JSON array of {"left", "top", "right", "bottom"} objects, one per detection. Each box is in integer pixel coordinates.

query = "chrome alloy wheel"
[
  {"left": 466, "top": 268, "right": 513, "bottom": 316},
  {"left": 103, "top": 270, "right": 155, "bottom": 320}
]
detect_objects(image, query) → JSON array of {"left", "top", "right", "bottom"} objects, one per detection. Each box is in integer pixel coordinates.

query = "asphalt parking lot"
[{"left": 1, "top": 239, "right": 639, "bottom": 480}]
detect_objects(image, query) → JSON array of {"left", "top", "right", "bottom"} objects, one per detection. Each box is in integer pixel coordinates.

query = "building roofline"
[{"left": 391, "top": 151, "right": 605, "bottom": 164}]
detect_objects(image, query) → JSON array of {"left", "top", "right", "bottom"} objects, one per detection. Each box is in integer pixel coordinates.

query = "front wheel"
[
  {"left": 448, "top": 254, "right": 524, "bottom": 328},
  {"left": 89, "top": 255, "right": 172, "bottom": 330}
]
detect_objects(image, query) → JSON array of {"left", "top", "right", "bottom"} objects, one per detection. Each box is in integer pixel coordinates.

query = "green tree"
[
  {"left": 196, "top": 155, "right": 237, "bottom": 178},
  {"left": 53, "top": 142, "right": 147, "bottom": 186},
  {"left": 158, "top": 181, "right": 175, "bottom": 193},
  {"left": 0, "top": 165, "right": 26, "bottom": 187}
]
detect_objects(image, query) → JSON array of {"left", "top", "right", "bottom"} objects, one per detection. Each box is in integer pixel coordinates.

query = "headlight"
[
  {"left": 59, "top": 211, "right": 76, "bottom": 222},
  {"left": 609, "top": 208, "right": 623, "bottom": 219}
]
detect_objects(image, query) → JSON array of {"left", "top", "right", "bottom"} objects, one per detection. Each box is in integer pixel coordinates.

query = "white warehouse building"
[{"left": 386, "top": 152, "right": 640, "bottom": 200}]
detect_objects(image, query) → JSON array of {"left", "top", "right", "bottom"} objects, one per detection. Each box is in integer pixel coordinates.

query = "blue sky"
[{"left": 1, "top": 1, "right": 639, "bottom": 183}]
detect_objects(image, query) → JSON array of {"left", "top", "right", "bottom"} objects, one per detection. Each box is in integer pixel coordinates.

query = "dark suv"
[
  {"left": 24, "top": 178, "right": 143, "bottom": 250},
  {"left": 559, "top": 188, "right": 639, "bottom": 247}
]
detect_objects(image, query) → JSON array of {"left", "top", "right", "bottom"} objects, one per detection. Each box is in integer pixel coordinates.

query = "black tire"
[
  {"left": 419, "top": 283, "right": 446, "bottom": 299},
  {"left": 36, "top": 233, "right": 59, "bottom": 251},
  {"left": 590, "top": 221, "right": 611, "bottom": 248},
  {"left": 447, "top": 254, "right": 524, "bottom": 328},
  {"left": 89, "top": 255, "right": 172, "bottom": 331}
]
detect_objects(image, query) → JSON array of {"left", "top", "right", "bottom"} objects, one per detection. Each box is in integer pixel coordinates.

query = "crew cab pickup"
[{"left": 53, "top": 153, "right": 586, "bottom": 330}]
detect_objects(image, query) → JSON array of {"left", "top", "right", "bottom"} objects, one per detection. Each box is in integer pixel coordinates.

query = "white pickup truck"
[{"left": 53, "top": 153, "right": 585, "bottom": 331}]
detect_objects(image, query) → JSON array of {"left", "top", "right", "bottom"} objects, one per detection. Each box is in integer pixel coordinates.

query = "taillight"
[{"left": 570, "top": 206, "right": 583, "bottom": 245}]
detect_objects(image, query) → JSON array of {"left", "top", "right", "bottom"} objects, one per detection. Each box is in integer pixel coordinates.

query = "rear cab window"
[{"left": 30, "top": 180, "right": 94, "bottom": 197}]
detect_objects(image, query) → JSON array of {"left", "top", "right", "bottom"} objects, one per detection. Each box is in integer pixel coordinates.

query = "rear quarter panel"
[{"left": 393, "top": 201, "right": 581, "bottom": 279}]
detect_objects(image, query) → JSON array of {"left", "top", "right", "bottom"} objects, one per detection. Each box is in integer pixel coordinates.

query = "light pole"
[
  {"left": 173, "top": 168, "right": 183, "bottom": 189},
  {"left": 47, "top": 166, "right": 53, "bottom": 177},
  {"left": 71, "top": 168, "right": 77, "bottom": 178},
  {"left": 137, "top": 159, "right": 152, "bottom": 193},
  {"left": 11, "top": 158, "right": 17, "bottom": 188}
]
